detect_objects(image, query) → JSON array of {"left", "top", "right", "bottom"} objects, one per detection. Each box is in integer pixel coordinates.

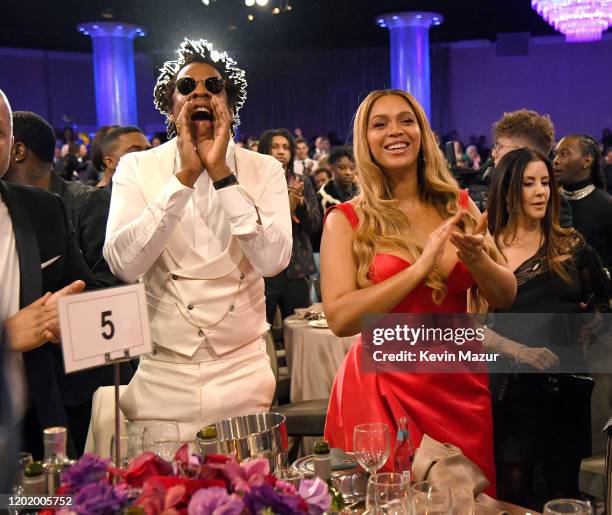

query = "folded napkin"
[{"left": 412, "top": 434, "right": 490, "bottom": 497}]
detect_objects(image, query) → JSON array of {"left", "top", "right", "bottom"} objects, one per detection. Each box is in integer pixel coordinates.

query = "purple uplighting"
[{"left": 532, "top": 0, "right": 612, "bottom": 42}]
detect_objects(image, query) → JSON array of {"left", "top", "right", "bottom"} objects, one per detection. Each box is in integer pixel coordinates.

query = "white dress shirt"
[
  {"left": 0, "top": 197, "right": 26, "bottom": 417},
  {"left": 104, "top": 141, "right": 292, "bottom": 283},
  {"left": 294, "top": 157, "right": 317, "bottom": 176}
]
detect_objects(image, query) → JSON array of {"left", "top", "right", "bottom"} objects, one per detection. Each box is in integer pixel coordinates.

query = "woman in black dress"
[{"left": 484, "top": 147, "right": 609, "bottom": 508}]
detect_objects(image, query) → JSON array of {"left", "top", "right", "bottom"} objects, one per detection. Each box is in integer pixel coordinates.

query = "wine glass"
[
  {"left": 411, "top": 481, "right": 451, "bottom": 515},
  {"left": 142, "top": 422, "right": 180, "bottom": 462},
  {"left": 353, "top": 422, "right": 391, "bottom": 477},
  {"left": 10, "top": 453, "right": 33, "bottom": 515},
  {"left": 12, "top": 452, "right": 33, "bottom": 492},
  {"left": 543, "top": 499, "right": 593, "bottom": 515},
  {"left": 366, "top": 472, "right": 408, "bottom": 514},
  {"left": 275, "top": 468, "right": 302, "bottom": 488},
  {"left": 110, "top": 433, "right": 133, "bottom": 469},
  {"left": 125, "top": 420, "right": 144, "bottom": 456}
]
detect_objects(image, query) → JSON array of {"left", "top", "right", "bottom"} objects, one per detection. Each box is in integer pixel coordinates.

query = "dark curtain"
[{"left": 235, "top": 46, "right": 390, "bottom": 143}]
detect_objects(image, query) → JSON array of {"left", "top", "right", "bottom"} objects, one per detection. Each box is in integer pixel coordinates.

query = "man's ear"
[
  {"left": 583, "top": 153, "right": 594, "bottom": 170},
  {"left": 12, "top": 142, "right": 26, "bottom": 163},
  {"left": 103, "top": 155, "right": 117, "bottom": 172}
]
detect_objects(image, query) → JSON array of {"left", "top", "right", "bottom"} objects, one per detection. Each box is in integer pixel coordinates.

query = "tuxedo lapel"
[{"left": 0, "top": 181, "right": 41, "bottom": 307}]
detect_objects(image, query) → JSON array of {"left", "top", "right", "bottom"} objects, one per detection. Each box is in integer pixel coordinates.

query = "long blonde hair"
[{"left": 351, "top": 89, "right": 495, "bottom": 304}]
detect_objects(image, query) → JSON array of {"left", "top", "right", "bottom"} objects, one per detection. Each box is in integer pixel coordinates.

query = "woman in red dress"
[{"left": 321, "top": 90, "right": 517, "bottom": 494}]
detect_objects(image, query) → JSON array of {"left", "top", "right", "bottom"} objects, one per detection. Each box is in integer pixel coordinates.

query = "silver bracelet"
[
  {"left": 497, "top": 336, "right": 505, "bottom": 356},
  {"left": 516, "top": 346, "right": 527, "bottom": 363}
]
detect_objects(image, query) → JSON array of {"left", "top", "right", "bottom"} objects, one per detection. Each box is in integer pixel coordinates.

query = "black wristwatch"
[{"left": 213, "top": 174, "right": 239, "bottom": 190}]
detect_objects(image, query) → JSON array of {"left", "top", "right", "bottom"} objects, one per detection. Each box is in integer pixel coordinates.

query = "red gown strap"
[
  {"left": 324, "top": 202, "right": 359, "bottom": 230},
  {"left": 459, "top": 189, "right": 469, "bottom": 210}
]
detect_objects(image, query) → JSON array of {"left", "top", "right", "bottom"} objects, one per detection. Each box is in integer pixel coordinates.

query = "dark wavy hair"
[
  {"left": 153, "top": 38, "right": 247, "bottom": 138},
  {"left": 488, "top": 147, "right": 576, "bottom": 282},
  {"left": 258, "top": 128, "right": 295, "bottom": 175}
]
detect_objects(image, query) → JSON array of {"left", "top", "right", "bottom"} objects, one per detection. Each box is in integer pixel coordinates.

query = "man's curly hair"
[
  {"left": 153, "top": 38, "right": 247, "bottom": 137},
  {"left": 492, "top": 109, "right": 555, "bottom": 156}
]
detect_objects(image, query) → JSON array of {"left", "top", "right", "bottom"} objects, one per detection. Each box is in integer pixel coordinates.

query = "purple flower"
[
  {"left": 299, "top": 478, "right": 331, "bottom": 515},
  {"left": 73, "top": 481, "right": 128, "bottom": 515},
  {"left": 222, "top": 458, "right": 269, "bottom": 492},
  {"left": 243, "top": 484, "right": 303, "bottom": 514},
  {"left": 61, "top": 454, "right": 110, "bottom": 491},
  {"left": 187, "top": 486, "right": 244, "bottom": 515}
]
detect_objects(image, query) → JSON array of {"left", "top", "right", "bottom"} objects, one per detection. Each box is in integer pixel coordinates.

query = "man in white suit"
[{"left": 103, "top": 39, "right": 292, "bottom": 441}]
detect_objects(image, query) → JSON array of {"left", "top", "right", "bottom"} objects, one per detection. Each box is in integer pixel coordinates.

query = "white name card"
[{"left": 58, "top": 283, "right": 151, "bottom": 373}]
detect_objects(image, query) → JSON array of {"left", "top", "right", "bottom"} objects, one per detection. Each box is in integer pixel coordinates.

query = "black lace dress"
[{"left": 491, "top": 235, "right": 609, "bottom": 504}]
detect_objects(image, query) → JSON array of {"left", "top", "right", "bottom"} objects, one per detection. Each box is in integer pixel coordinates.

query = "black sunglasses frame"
[{"left": 176, "top": 76, "right": 226, "bottom": 96}]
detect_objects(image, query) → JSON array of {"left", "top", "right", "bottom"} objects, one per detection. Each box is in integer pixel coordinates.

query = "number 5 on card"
[{"left": 58, "top": 283, "right": 152, "bottom": 373}]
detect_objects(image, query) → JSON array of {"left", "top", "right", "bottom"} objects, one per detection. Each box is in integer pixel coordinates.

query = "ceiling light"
[
  {"left": 202, "top": 0, "right": 209, "bottom": 4},
  {"left": 532, "top": 0, "right": 612, "bottom": 42},
  {"left": 245, "top": 0, "right": 255, "bottom": 5},
  {"left": 256, "top": 0, "right": 269, "bottom": 6},
  {"left": 248, "top": 14, "right": 254, "bottom": 21},
  {"left": 273, "top": 7, "right": 280, "bottom": 14}
]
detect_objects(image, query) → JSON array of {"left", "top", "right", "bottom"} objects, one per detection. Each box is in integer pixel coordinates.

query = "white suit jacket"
[{"left": 104, "top": 139, "right": 292, "bottom": 357}]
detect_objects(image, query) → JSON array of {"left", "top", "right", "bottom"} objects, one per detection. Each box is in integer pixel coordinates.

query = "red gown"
[{"left": 324, "top": 192, "right": 496, "bottom": 495}]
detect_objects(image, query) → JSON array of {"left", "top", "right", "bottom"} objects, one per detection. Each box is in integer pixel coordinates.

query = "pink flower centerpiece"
[{"left": 40, "top": 445, "right": 332, "bottom": 515}]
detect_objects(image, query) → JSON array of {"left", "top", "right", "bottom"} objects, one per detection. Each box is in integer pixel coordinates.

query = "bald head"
[{"left": 0, "top": 90, "right": 13, "bottom": 179}]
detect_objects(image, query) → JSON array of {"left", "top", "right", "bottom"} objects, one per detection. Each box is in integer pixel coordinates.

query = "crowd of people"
[{"left": 1, "top": 36, "right": 611, "bottom": 510}]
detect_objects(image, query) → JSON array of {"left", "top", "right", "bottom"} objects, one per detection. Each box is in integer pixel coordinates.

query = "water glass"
[
  {"left": 411, "top": 481, "right": 452, "bottom": 514},
  {"left": 142, "top": 422, "right": 180, "bottom": 462},
  {"left": 275, "top": 468, "right": 302, "bottom": 488},
  {"left": 543, "top": 499, "right": 593, "bottom": 515},
  {"left": 110, "top": 433, "right": 133, "bottom": 469},
  {"left": 125, "top": 420, "right": 144, "bottom": 456},
  {"left": 353, "top": 422, "right": 391, "bottom": 477},
  {"left": 366, "top": 472, "right": 408, "bottom": 514},
  {"left": 10, "top": 453, "right": 33, "bottom": 514},
  {"left": 12, "top": 452, "right": 33, "bottom": 492}
]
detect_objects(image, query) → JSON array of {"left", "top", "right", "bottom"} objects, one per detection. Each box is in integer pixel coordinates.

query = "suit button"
[
  {"left": 198, "top": 329, "right": 204, "bottom": 337},
  {"left": 187, "top": 304, "right": 194, "bottom": 310},
  {"left": 171, "top": 274, "right": 178, "bottom": 280}
]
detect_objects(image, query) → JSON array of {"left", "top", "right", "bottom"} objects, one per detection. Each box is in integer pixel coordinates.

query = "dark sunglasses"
[{"left": 176, "top": 76, "right": 225, "bottom": 96}]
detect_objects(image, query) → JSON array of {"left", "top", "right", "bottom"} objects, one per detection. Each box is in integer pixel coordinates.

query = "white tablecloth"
[{"left": 283, "top": 315, "right": 358, "bottom": 403}]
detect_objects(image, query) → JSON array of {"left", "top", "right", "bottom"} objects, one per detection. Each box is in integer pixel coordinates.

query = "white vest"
[{"left": 134, "top": 140, "right": 270, "bottom": 357}]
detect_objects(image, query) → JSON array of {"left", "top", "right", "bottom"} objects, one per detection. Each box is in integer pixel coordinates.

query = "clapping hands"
[{"left": 450, "top": 211, "right": 488, "bottom": 265}]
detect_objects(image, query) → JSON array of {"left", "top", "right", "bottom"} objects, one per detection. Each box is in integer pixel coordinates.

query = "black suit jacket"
[
  {"left": 0, "top": 179, "right": 95, "bottom": 455},
  {"left": 1, "top": 180, "right": 134, "bottom": 457}
]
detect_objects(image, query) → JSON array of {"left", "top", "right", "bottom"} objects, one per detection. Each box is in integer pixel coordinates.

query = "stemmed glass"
[
  {"left": 11, "top": 453, "right": 33, "bottom": 515},
  {"left": 143, "top": 422, "right": 180, "bottom": 463},
  {"left": 12, "top": 452, "right": 33, "bottom": 490},
  {"left": 543, "top": 499, "right": 593, "bottom": 515},
  {"left": 110, "top": 433, "right": 133, "bottom": 469},
  {"left": 411, "top": 481, "right": 451, "bottom": 515},
  {"left": 366, "top": 472, "right": 408, "bottom": 514},
  {"left": 353, "top": 423, "right": 391, "bottom": 477}
]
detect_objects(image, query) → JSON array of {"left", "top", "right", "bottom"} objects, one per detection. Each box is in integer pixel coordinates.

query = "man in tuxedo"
[
  {"left": 4, "top": 110, "right": 135, "bottom": 453},
  {"left": 0, "top": 89, "right": 92, "bottom": 458}
]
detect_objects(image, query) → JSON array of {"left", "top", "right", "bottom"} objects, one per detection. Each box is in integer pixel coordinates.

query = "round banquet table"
[{"left": 283, "top": 315, "right": 358, "bottom": 403}]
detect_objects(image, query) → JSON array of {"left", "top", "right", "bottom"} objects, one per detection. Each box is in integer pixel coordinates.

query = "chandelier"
[{"left": 532, "top": 0, "right": 612, "bottom": 42}]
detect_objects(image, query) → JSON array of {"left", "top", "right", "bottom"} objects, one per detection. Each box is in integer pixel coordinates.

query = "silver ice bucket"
[{"left": 195, "top": 412, "right": 288, "bottom": 472}]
